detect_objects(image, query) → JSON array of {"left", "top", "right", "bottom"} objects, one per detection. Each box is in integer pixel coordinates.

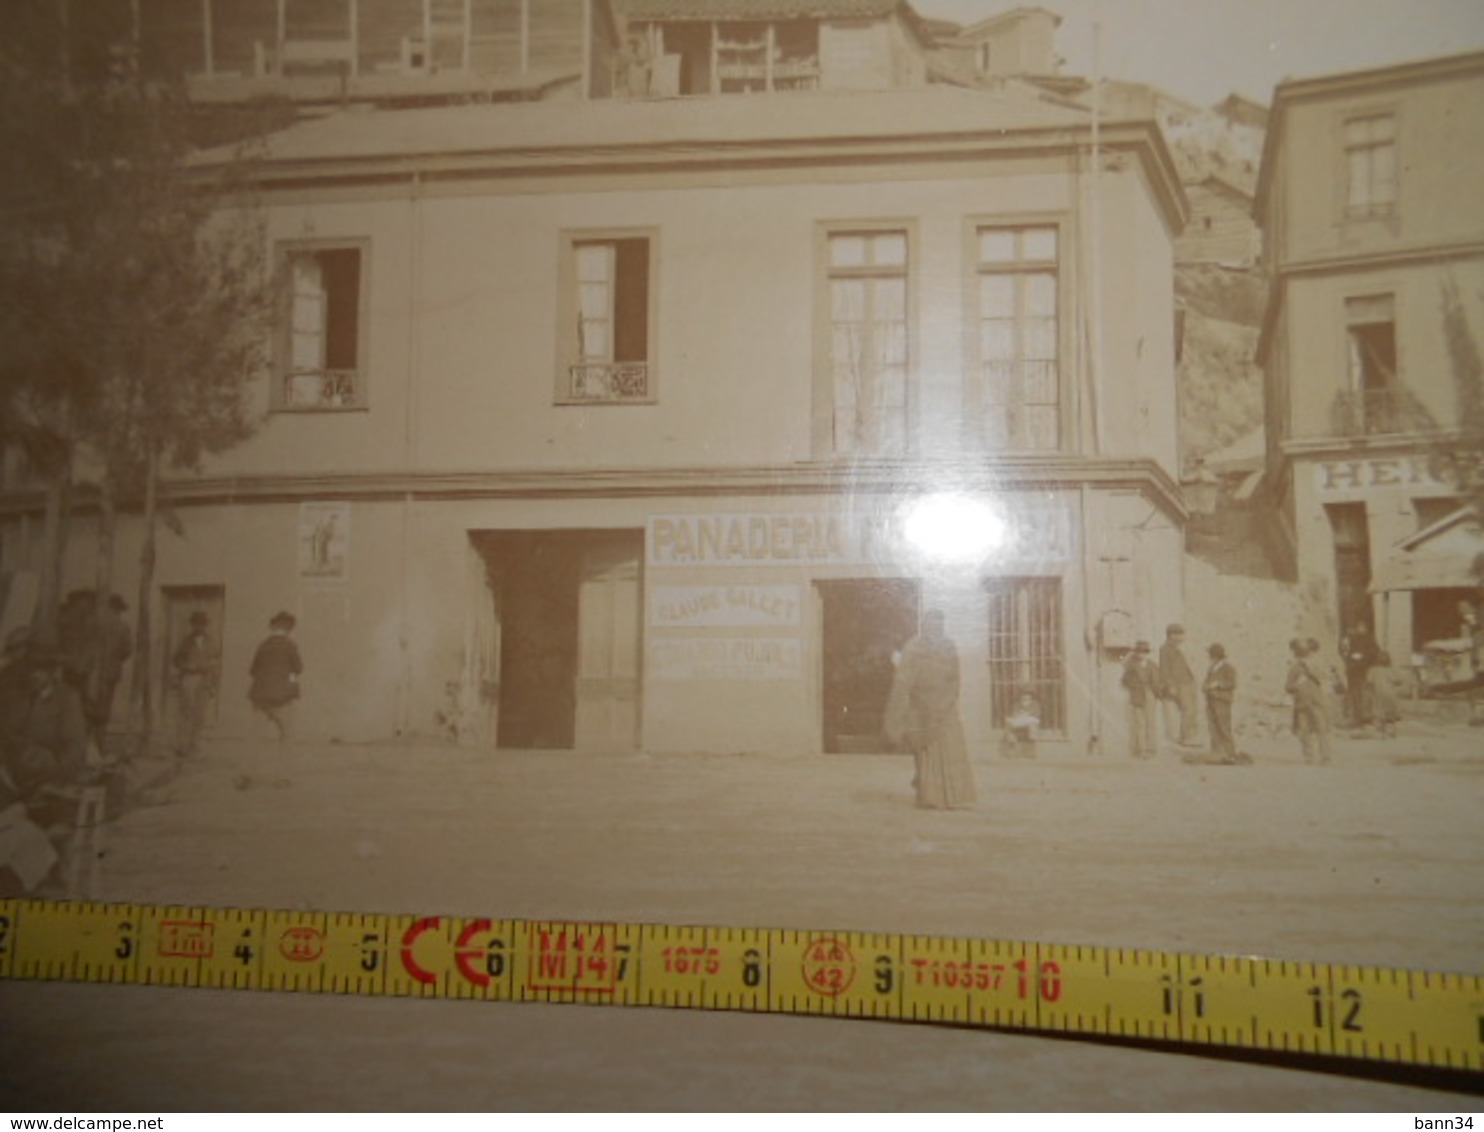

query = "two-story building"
[
  {"left": 1255, "top": 50, "right": 1484, "bottom": 662},
  {"left": 7, "top": 0, "right": 1189, "bottom": 758}
]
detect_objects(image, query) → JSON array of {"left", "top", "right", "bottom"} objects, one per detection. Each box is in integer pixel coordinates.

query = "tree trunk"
[
  {"left": 131, "top": 445, "right": 159, "bottom": 740},
  {"left": 32, "top": 459, "right": 73, "bottom": 641},
  {"left": 90, "top": 473, "right": 118, "bottom": 715}
]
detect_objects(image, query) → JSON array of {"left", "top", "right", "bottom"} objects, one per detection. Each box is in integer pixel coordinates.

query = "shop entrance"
[
  {"left": 472, "top": 530, "right": 642, "bottom": 751},
  {"left": 817, "top": 578, "right": 919, "bottom": 753}
]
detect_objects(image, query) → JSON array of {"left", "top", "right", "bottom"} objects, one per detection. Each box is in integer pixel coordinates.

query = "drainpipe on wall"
[{"left": 397, "top": 173, "right": 424, "bottom": 736}]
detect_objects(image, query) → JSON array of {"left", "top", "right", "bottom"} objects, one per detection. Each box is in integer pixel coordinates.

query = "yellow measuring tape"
[{"left": 2, "top": 897, "right": 1480, "bottom": 1072}]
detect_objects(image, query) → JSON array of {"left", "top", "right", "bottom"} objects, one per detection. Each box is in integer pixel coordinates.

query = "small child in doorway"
[{"left": 1002, "top": 691, "right": 1041, "bottom": 759}]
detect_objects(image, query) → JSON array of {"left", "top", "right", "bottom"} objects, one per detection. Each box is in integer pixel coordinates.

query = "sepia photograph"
[{"left": 0, "top": 0, "right": 1482, "bottom": 1113}]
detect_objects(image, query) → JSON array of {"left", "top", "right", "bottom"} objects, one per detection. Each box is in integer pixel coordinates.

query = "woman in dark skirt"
[{"left": 249, "top": 611, "right": 302, "bottom": 744}]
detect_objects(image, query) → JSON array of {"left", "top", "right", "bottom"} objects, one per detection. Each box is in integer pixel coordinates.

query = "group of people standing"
[{"left": 1121, "top": 624, "right": 1242, "bottom": 763}]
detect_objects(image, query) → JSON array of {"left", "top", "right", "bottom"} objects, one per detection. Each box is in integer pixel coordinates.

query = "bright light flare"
[{"left": 900, "top": 492, "right": 1009, "bottom": 565}]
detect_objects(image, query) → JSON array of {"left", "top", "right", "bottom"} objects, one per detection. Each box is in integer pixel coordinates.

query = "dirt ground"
[{"left": 2, "top": 718, "right": 1482, "bottom": 1112}]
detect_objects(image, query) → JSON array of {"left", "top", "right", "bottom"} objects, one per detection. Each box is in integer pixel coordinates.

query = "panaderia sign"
[{"left": 646, "top": 505, "right": 1073, "bottom": 569}]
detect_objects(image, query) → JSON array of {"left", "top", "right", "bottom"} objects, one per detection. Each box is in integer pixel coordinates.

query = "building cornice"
[
  {"left": 1278, "top": 427, "right": 1473, "bottom": 461},
  {"left": 0, "top": 458, "right": 1188, "bottom": 523},
  {"left": 211, "top": 118, "right": 1189, "bottom": 237}
]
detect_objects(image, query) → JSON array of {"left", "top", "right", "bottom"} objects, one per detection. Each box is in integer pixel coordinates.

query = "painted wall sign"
[
  {"left": 649, "top": 637, "right": 802, "bottom": 681},
  {"left": 647, "top": 506, "right": 1072, "bottom": 568},
  {"left": 1314, "top": 452, "right": 1482, "bottom": 495},
  {"left": 299, "top": 501, "right": 350, "bottom": 580},
  {"left": 650, "top": 585, "right": 803, "bottom": 628}
]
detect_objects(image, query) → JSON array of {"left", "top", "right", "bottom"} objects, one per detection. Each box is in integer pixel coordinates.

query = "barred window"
[{"left": 985, "top": 576, "right": 1065, "bottom": 732}]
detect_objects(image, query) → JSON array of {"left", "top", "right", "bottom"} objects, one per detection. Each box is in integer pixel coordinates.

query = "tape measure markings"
[{"left": 0, "top": 897, "right": 1479, "bottom": 1072}]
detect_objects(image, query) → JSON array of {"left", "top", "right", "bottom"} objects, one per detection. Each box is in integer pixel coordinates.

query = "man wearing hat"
[
  {"left": 1158, "top": 623, "right": 1200, "bottom": 747},
  {"left": 171, "top": 610, "right": 217, "bottom": 758},
  {"left": 1120, "top": 640, "right": 1162, "bottom": 758},
  {"left": 249, "top": 611, "right": 303, "bottom": 750},
  {"left": 1202, "top": 643, "right": 1240, "bottom": 763}
]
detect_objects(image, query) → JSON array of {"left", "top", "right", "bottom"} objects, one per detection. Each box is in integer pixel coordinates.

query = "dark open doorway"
[
  {"left": 472, "top": 530, "right": 642, "bottom": 751},
  {"left": 817, "top": 578, "right": 920, "bottom": 753}
]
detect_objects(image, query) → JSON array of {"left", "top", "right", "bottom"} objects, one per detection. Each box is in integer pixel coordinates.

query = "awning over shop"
[{"left": 1370, "top": 506, "right": 1484, "bottom": 592}]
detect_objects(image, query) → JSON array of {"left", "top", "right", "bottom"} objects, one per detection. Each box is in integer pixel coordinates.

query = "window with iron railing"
[
  {"left": 560, "top": 233, "right": 655, "bottom": 404},
  {"left": 279, "top": 243, "right": 366, "bottom": 411},
  {"left": 1339, "top": 294, "right": 1410, "bottom": 435}
]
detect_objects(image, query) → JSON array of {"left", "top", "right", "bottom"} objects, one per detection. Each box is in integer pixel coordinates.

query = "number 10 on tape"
[{"left": 0, "top": 899, "right": 1479, "bottom": 1072}]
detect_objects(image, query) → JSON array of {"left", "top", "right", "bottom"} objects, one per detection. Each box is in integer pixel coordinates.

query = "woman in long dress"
[{"left": 885, "top": 610, "right": 977, "bottom": 810}]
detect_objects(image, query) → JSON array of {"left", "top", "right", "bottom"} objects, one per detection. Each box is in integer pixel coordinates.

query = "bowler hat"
[{"left": 270, "top": 611, "right": 297, "bottom": 630}]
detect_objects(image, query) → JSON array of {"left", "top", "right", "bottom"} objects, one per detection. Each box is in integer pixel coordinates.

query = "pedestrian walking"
[
  {"left": 1121, "top": 640, "right": 1161, "bottom": 759},
  {"left": 249, "top": 611, "right": 302, "bottom": 746}
]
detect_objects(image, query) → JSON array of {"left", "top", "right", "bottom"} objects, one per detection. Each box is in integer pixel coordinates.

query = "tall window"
[
  {"left": 561, "top": 234, "right": 654, "bottom": 403},
  {"left": 985, "top": 577, "right": 1065, "bottom": 732},
  {"left": 825, "top": 229, "right": 909, "bottom": 456},
  {"left": 1344, "top": 114, "right": 1396, "bottom": 218},
  {"left": 1345, "top": 294, "right": 1399, "bottom": 434},
  {"left": 281, "top": 245, "right": 365, "bottom": 411},
  {"left": 976, "top": 225, "right": 1060, "bottom": 451}
]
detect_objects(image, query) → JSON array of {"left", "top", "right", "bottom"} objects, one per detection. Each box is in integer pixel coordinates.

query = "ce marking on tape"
[{"left": 397, "top": 917, "right": 509, "bottom": 988}]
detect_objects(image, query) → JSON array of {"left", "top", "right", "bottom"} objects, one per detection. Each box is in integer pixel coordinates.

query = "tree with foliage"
[{"left": 0, "top": 9, "right": 276, "bottom": 739}]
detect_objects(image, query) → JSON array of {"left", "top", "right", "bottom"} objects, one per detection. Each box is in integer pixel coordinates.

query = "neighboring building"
[
  {"left": 1212, "top": 93, "right": 1269, "bottom": 132},
  {"left": 1176, "top": 175, "right": 1259, "bottom": 268},
  {"left": 935, "top": 6, "right": 1062, "bottom": 81},
  {"left": 4, "top": 1, "right": 1189, "bottom": 757},
  {"left": 1254, "top": 50, "right": 1484, "bottom": 659}
]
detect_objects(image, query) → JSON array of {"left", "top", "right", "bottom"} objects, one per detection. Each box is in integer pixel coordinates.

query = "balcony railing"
[
  {"left": 1330, "top": 387, "right": 1436, "bottom": 437},
  {"left": 284, "top": 369, "right": 360, "bottom": 410},
  {"left": 567, "top": 361, "right": 649, "bottom": 403}
]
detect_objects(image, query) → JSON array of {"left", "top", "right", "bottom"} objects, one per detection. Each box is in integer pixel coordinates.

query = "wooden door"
[{"left": 574, "top": 535, "right": 642, "bottom": 751}]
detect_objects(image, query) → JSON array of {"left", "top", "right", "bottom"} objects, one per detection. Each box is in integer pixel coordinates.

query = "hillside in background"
[
  {"left": 1163, "top": 98, "right": 1268, "bottom": 468},
  {"left": 1178, "top": 264, "right": 1266, "bottom": 463}
]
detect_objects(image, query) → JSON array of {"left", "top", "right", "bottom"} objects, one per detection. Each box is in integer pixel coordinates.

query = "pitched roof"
[
  {"left": 202, "top": 85, "right": 1094, "bottom": 167},
  {"left": 619, "top": 0, "right": 901, "bottom": 19}
]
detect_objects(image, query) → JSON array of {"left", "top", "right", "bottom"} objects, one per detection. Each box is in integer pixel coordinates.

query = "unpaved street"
[{"left": 2, "top": 724, "right": 1482, "bottom": 1111}]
